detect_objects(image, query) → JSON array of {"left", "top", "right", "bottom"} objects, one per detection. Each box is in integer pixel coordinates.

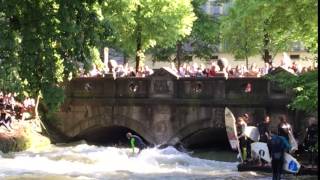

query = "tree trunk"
[
  {"left": 135, "top": 5, "right": 142, "bottom": 72},
  {"left": 245, "top": 55, "right": 249, "bottom": 69},
  {"left": 176, "top": 41, "right": 182, "bottom": 72},
  {"left": 123, "top": 53, "right": 128, "bottom": 65},
  {"left": 263, "top": 33, "right": 271, "bottom": 64},
  {"left": 34, "top": 92, "right": 40, "bottom": 119}
]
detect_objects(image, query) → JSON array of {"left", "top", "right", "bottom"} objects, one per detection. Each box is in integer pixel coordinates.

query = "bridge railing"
[{"left": 66, "top": 76, "right": 288, "bottom": 104}]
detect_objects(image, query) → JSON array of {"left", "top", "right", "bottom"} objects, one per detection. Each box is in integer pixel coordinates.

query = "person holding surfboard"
[
  {"left": 126, "top": 132, "right": 147, "bottom": 155},
  {"left": 243, "top": 113, "right": 253, "bottom": 161},
  {"left": 267, "top": 133, "right": 291, "bottom": 180},
  {"left": 258, "top": 115, "right": 271, "bottom": 166},
  {"left": 237, "top": 116, "right": 249, "bottom": 162},
  {"left": 277, "top": 116, "right": 291, "bottom": 142},
  {"left": 277, "top": 115, "right": 298, "bottom": 152}
]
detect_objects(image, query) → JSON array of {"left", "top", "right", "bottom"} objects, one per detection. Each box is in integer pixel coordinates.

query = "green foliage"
[
  {"left": 0, "top": 0, "right": 111, "bottom": 114},
  {"left": 150, "top": 0, "right": 222, "bottom": 64},
  {"left": 267, "top": 71, "right": 318, "bottom": 113},
  {"left": 42, "top": 85, "right": 65, "bottom": 112},
  {"left": 102, "top": 0, "right": 196, "bottom": 67},
  {"left": 220, "top": 0, "right": 318, "bottom": 61}
]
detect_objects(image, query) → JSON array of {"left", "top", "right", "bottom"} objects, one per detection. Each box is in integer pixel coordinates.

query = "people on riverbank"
[
  {"left": 258, "top": 115, "right": 271, "bottom": 166},
  {"left": 243, "top": 113, "right": 253, "bottom": 161},
  {"left": 237, "top": 116, "right": 248, "bottom": 162},
  {"left": 277, "top": 116, "right": 292, "bottom": 143},
  {"left": 0, "top": 91, "right": 36, "bottom": 132},
  {"left": 303, "top": 119, "right": 318, "bottom": 168},
  {"left": 126, "top": 132, "right": 147, "bottom": 155},
  {"left": 267, "top": 133, "right": 291, "bottom": 180}
]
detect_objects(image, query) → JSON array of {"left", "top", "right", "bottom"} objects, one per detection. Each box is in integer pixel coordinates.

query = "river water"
[{"left": 0, "top": 143, "right": 316, "bottom": 180}]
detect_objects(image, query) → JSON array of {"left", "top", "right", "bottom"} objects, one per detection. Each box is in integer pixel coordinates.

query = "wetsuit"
[
  {"left": 130, "top": 135, "right": 146, "bottom": 154},
  {"left": 268, "top": 135, "right": 291, "bottom": 180},
  {"left": 258, "top": 121, "right": 271, "bottom": 143},
  {"left": 305, "top": 124, "right": 318, "bottom": 165},
  {"left": 258, "top": 121, "right": 271, "bottom": 165}
]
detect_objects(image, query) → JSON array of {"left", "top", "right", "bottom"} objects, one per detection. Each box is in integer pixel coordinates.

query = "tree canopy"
[
  {"left": 221, "top": 0, "right": 318, "bottom": 63},
  {"left": 0, "top": 0, "right": 111, "bottom": 116},
  {"left": 149, "top": 0, "right": 223, "bottom": 68},
  {"left": 102, "top": 0, "right": 196, "bottom": 71}
]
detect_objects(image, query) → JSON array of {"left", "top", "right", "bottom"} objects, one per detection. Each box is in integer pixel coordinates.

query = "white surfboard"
[
  {"left": 288, "top": 131, "right": 298, "bottom": 152},
  {"left": 283, "top": 152, "right": 301, "bottom": 173},
  {"left": 251, "top": 142, "right": 271, "bottom": 163},
  {"left": 244, "top": 126, "right": 260, "bottom": 142},
  {"left": 225, "top": 107, "right": 243, "bottom": 162}
]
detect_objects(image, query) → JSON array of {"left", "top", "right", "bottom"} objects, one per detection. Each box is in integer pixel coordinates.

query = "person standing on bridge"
[{"left": 126, "top": 132, "right": 147, "bottom": 155}]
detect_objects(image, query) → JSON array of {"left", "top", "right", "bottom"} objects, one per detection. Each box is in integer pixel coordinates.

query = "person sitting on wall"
[
  {"left": 126, "top": 132, "right": 147, "bottom": 155},
  {"left": 0, "top": 108, "right": 13, "bottom": 131}
]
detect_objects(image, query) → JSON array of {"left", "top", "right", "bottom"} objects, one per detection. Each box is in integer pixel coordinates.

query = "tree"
[
  {"left": 102, "top": 0, "right": 196, "bottom": 71},
  {"left": 0, "top": 0, "right": 111, "bottom": 119},
  {"left": 220, "top": 0, "right": 318, "bottom": 64},
  {"left": 149, "top": 0, "right": 223, "bottom": 69},
  {"left": 268, "top": 70, "right": 318, "bottom": 114}
]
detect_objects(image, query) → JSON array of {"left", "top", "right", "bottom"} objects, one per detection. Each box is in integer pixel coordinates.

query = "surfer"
[
  {"left": 126, "top": 132, "right": 147, "bottom": 155},
  {"left": 267, "top": 133, "right": 291, "bottom": 180}
]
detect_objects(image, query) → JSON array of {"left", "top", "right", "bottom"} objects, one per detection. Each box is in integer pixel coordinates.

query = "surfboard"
[
  {"left": 225, "top": 107, "right": 243, "bottom": 162},
  {"left": 288, "top": 131, "right": 298, "bottom": 152},
  {"left": 244, "top": 126, "right": 260, "bottom": 142},
  {"left": 283, "top": 152, "right": 301, "bottom": 173},
  {"left": 251, "top": 142, "right": 271, "bottom": 163}
]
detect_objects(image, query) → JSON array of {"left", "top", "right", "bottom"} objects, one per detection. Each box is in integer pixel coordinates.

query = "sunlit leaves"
[{"left": 102, "top": 0, "right": 196, "bottom": 61}]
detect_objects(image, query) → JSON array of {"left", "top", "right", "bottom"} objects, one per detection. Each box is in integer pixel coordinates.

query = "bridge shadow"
[{"left": 72, "top": 125, "right": 150, "bottom": 147}]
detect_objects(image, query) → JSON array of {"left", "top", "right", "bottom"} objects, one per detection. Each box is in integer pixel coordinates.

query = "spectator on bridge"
[
  {"left": 89, "top": 64, "right": 102, "bottom": 77},
  {"left": 126, "top": 132, "right": 147, "bottom": 155},
  {"left": 208, "top": 63, "right": 217, "bottom": 77},
  {"left": 144, "top": 65, "right": 154, "bottom": 76}
]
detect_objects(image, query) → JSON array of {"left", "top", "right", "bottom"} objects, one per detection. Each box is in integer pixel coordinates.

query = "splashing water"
[{"left": 0, "top": 143, "right": 278, "bottom": 180}]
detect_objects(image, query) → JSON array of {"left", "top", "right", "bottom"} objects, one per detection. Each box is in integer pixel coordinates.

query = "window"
[{"left": 290, "top": 54, "right": 300, "bottom": 59}]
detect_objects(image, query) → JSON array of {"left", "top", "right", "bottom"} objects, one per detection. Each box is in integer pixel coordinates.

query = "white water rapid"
[{"left": 0, "top": 142, "right": 310, "bottom": 180}]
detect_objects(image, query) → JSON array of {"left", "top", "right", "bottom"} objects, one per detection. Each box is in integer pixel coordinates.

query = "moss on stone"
[{"left": 0, "top": 122, "right": 51, "bottom": 153}]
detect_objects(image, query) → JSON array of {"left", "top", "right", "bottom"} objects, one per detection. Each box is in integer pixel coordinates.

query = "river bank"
[{"left": 0, "top": 120, "right": 51, "bottom": 153}]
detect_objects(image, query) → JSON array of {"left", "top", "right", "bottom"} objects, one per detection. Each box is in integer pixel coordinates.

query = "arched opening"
[
  {"left": 181, "top": 127, "right": 230, "bottom": 150},
  {"left": 180, "top": 128, "right": 236, "bottom": 162},
  {"left": 73, "top": 126, "right": 149, "bottom": 147}
]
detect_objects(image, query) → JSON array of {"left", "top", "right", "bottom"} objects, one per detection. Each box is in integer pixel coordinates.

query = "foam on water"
[{"left": 0, "top": 143, "right": 271, "bottom": 179}]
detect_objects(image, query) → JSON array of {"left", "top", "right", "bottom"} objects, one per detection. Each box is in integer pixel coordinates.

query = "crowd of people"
[
  {"left": 0, "top": 91, "right": 35, "bottom": 132},
  {"left": 236, "top": 113, "right": 318, "bottom": 179},
  {"left": 78, "top": 54, "right": 316, "bottom": 79}
]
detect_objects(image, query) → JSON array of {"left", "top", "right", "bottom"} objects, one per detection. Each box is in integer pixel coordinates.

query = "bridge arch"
[
  {"left": 67, "top": 113, "right": 156, "bottom": 145},
  {"left": 167, "top": 118, "right": 229, "bottom": 149}
]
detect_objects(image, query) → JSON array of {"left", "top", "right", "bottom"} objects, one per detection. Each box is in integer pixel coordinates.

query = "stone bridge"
[{"left": 53, "top": 68, "right": 297, "bottom": 148}]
